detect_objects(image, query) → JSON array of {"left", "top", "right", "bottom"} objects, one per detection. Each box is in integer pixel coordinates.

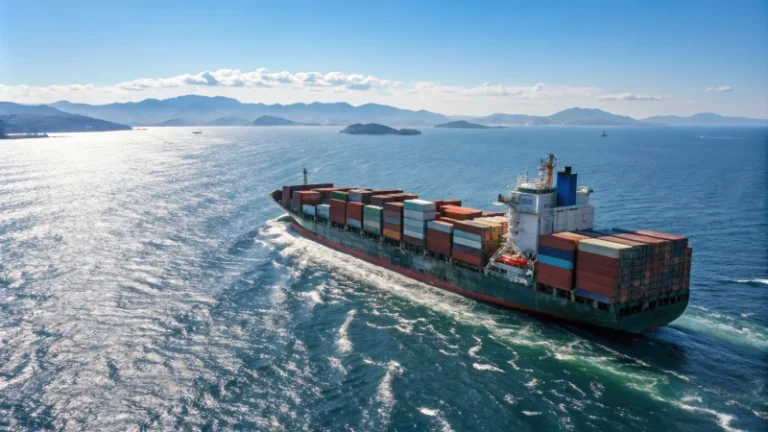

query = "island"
[
  {"left": 434, "top": 120, "right": 504, "bottom": 129},
  {"left": 339, "top": 123, "right": 421, "bottom": 135},
  {"left": 251, "top": 115, "right": 318, "bottom": 126},
  {"left": 0, "top": 113, "right": 130, "bottom": 134}
]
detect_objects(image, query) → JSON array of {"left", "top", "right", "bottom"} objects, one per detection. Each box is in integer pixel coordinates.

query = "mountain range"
[
  {"left": 0, "top": 102, "right": 131, "bottom": 133},
  {"left": 2, "top": 96, "right": 767, "bottom": 131}
]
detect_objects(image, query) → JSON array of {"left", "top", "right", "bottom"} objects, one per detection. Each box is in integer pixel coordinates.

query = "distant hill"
[
  {"left": 0, "top": 102, "right": 130, "bottom": 133},
  {"left": 434, "top": 120, "right": 503, "bottom": 129},
  {"left": 206, "top": 116, "right": 249, "bottom": 126},
  {"left": 153, "top": 118, "right": 192, "bottom": 127},
  {"left": 642, "top": 113, "right": 768, "bottom": 126},
  {"left": 473, "top": 108, "right": 643, "bottom": 126},
  {"left": 340, "top": 123, "right": 421, "bottom": 135},
  {"left": 251, "top": 115, "right": 318, "bottom": 126},
  {"left": 50, "top": 95, "right": 451, "bottom": 126}
]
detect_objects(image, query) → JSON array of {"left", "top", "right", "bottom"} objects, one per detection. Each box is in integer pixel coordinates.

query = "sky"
[{"left": 1, "top": 0, "right": 767, "bottom": 118}]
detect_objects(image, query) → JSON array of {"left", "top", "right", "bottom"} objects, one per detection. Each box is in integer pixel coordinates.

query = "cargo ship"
[{"left": 270, "top": 154, "right": 691, "bottom": 333}]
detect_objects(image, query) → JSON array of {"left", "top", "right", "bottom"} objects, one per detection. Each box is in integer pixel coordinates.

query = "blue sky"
[{"left": 1, "top": 0, "right": 766, "bottom": 117}]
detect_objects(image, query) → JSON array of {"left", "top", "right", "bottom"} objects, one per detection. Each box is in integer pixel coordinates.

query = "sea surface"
[{"left": 0, "top": 126, "right": 766, "bottom": 431}]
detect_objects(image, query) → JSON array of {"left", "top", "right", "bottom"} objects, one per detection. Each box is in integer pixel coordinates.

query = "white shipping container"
[
  {"left": 403, "top": 209, "right": 437, "bottom": 221},
  {"left": 302, "top": 204, "right": 316, "bottom": 216},
  {"left": 453, "top": 236, "right": 482, "bottom": 249},
  {"left": 403, "top": 228, "right": 425, "bottom": 240},
  {"left": 578, "top": 238, "right": 630, "bottom": 259},
  {"left": 403, "top": 199, "right": 436, "bottom": 212},
  {"left": 427, "top": 220, "right": 453, "bottom": 233},
  {"left": 494, "top": 262, "right": 527, "bottom": 275}
]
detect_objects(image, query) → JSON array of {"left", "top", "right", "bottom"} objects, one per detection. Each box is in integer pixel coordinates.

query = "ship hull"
[{"left": 282, "top": 207, "right": 687, "bottom": 334}]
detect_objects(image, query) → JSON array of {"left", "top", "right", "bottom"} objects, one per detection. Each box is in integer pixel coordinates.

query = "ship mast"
[{"left": 302, "top": 167, "right": 308, "bottom": 185}]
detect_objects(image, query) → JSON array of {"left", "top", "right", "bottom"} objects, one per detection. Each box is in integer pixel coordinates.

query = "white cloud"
[
  {"left": 597, "top": 92, "right": 668, "bottom": 101},
  {"left": 705, "top": 85, "right": 733, "bottom": 92},
  {"left": 116, "top": 68, "right": 395, "bottom": 92},
  {"left": 409, "top": 81, "right": 598, "bottom": 100}
]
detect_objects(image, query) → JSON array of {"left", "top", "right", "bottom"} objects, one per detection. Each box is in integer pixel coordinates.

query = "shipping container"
[
  {"left": 371, "top": 195, "right": 397, "bottom": 206},
  {"left": 427, "top": 220, "right": 453, "bottom": 234},
  {"left": 330, "top": 199, "right": 347, "bottom": 224},
  {"left": 578, "top": 238, "right": 632, "bottom": 259},
  {"left": 347, "top": 218, "right": 362, "bottom": 229},
  {"left": 535, "top": 262, "right": 573, "bottom": 290},
  {"left": 575, "top": 288, "right": 612, "bottom": 304},
  {"left": 452, "top": 220, "right": 491, "bottom": 240},
  {"left": 403, "top": 234, "right": 425, "bottom": 247},
  {"left": 403, "top": 199, "right": 437, "bottom": 212},
  {"left": 454, "top": 236, "right": 482, "bottom": 249},
  {"left": 453, "top": 230, "right": 482, "bottom": 243},
  {"left": 346, "top": 201, "right": 364, "bottom": 222},
  {"left": 302, "top": 204, "right": 316, "bottom": 216},
  {"left": 349, "top": 189, "right": 373, "bottom": 204},
  {"left": 538, "top": 245, "right": 574, "bottom": 261},
  {"left": 331, "top": 190, "right": 349, "bottom": 201},
  {"left": 453, "top": 250, "right": 483, "bottom": 266},
  {"left": 313, "top": 186, "right": 353, "bottom": 199},
  {"left": 316, "top": 203, "right": 330, "bottom": 219},
  {"left": 538, "top": 254, "right": 574, "bottom": 270},
  {"left": 441, "top": 205, "right": 482, "bottom": 220},
  {"left": 403, "top": 209, "right": 437, "bottom": 221}
]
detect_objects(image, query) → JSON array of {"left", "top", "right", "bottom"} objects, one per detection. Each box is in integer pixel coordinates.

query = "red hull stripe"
[{"left": 290, "top": 222, "right": 562, "bottom": 319}]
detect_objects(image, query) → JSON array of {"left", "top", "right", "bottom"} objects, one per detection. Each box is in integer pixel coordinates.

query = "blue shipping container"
[
  {"left": 538, "top": 254, "right": 574, "bottom": 270},
  {"left": 538, "top": 245, "right": 574, "bottom": 261}
]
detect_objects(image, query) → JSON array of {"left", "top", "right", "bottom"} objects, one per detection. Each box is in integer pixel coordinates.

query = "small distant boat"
[
  {"left": 192, "top": 131, "right": 203, "bottom": 135},
  {"left": 600, "top": 130, "right": 607, "bottom": 137}
]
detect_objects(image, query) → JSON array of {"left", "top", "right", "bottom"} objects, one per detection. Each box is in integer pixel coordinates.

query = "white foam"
[
  {"left": 473, "top": 363, "right": 505, "bottom": 373},
  {"left": 733, "top": 278, "right": 768, "bottom": 286},
  {"left": 419, "top": 408, "right": 439, "bottom": 417},
  {"left": 522, "top": 411, "right": 542, "bottom": 416},
  {"left": 336, "top": 310, "right": 356, "bottom": 354}
]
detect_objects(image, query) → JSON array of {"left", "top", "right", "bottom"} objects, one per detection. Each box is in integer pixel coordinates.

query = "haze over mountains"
[
  {"left": 48, "top": 95, "right": 767, "bottom": 127},
  {"left": 1, "top": 96, "right": 767, "bottom": 132}
]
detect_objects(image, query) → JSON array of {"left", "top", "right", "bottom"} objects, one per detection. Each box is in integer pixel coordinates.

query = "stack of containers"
[
  {"left": 452, "top": 221, "right": 491, "bottom": 266},
  {"left": 313, "top": 186, "right": 353, "bottom": 201},
  {"left": 441, "top": 205, "right": 482, "bottom": 221},
  {"left": 383, "top": 202, "right": 404, "bottom": 241},
  {"left": 574, "top": 238, "right": 637, "bottom": 304},
  {"left": 426, "top": 220, "right": 453, "bottom": 256},
  {"left": 402, "top": 199, "right": 437, "bottom": 247},
  {"left": 349, "top": 189, "right": 373, "bottom": 205},
  {"left": 330, "top": 191, "right": 348, "bottom": 225},
  {"left": 282, "top": 183, "right": 333, "bottom": 208},
  {"left": 363, "top": 205, "right": 384, "bottom": 235},
  {"left": 371, "top": 195, "right": 396, "bottom": 206},
  {"left": 316, "top": 203, "right": 331, "bottom": 220},
  {"left": 390, "top": 193, "right": 419, "bottom": 202},
  {"left": 473, "top": 218, "right": 504, "bottom": 256},
  {"left": 293, "top": 190, "right": 321, "bottom": 213},
  {"left": 536, "top": 232, "right": 591, "bottom": 290},
  {"left": 346, "top": 201, "right": 364, "bottom": 229}
]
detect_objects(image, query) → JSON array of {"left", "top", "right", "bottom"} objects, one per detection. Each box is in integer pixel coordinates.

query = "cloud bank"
[
  {"left": 0, "top": 67, "right": 691, "bottom": 116},
  {"left": 597, "top": 93, "right": 668, "bottom": 101},
  {"left": 705, "top": 85, "right": 733, "bottom": 92}
]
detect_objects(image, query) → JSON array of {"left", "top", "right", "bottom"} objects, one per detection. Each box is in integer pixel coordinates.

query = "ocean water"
[{"left": 0, "top": 126, "right": 766, "bottom": 431}]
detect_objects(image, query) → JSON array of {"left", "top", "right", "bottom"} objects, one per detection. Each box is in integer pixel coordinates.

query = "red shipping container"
[
  {"left": 330, "top": 208, "right": 346, "bottom": 224},
  {"left": 441, "top": 206, "right": 482, "bottom": 220},
  {"left": 403, "top": 234, "right": 425, "bottom": 248},
  {"left": 535, "top": 262, "right": 573, "bottom": 290},
  {"left": 576, "top": 280, "right": 617, "bottom": 298},
  {"left": 371, "top": 195, "right": 397, "bottom": 206},
  {"left": 453, "top": 250, "right": 483, "bottom": 266},
  {"left": 427, "top": 230, "right": 452, "bottom": 255},
  {"left": 576, "top": 270, "right": 619, "bottom": 288},
  {"left": 540, "top": 232, "right": 591, "bottom": 251},
  {"left": 577, "top": 260, "right": 620, "bottom": 278},
  {"left": 577, "top": 250, "right": 620, "bottom": 269},
  {"left": 346, "top": 201, "right": 364, "bottom": 221}
]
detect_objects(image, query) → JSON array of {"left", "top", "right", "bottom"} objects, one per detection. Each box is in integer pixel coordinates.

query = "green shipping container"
[{"left": 331, "top": 190, "right": 349, "bottom": 201}]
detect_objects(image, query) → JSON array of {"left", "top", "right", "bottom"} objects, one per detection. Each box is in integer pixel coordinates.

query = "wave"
[{"left": 729, "top": 278, "right": 768, "bottom": 287}]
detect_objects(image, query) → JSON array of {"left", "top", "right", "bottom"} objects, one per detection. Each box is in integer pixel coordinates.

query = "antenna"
[{"left": 302, "top": 167, "right": 308, "bottom": 185}]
